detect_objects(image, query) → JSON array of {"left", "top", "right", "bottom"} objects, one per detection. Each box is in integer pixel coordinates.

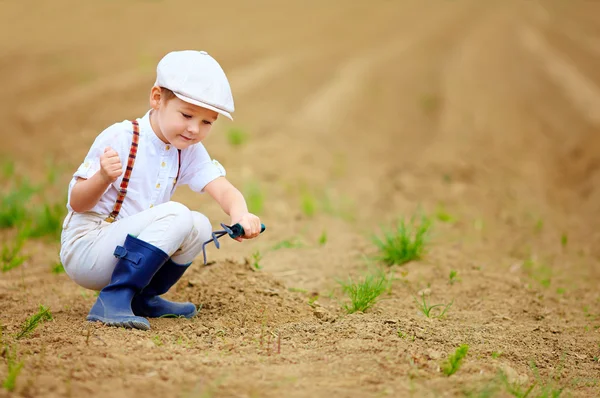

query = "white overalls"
[{"left": 60, "top": 110, "right": 226, "bottom": 291}]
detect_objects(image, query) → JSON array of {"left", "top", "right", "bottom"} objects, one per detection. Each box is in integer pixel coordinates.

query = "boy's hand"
[
  {"left": 233, "top": 213, "right": 262, "bottom": 242},
  {"left": 100, "top": 147, "right": 123, "bottom": 184}
]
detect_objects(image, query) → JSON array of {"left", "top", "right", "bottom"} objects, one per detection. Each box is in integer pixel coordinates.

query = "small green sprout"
[
  {"left": 251, "top": 250, "right": 262, "bottom": 270},
  {"left": 373, "top": 215, "right": 431, "bottom": 266},
  {"left": 449, "top": 270, "right": 459, "bottom": 285},
  {"left": 51, "top": 261, "right": 65, "bottom": 274},
  {"left": 491, "top": 351, "right": 502, "bottom": 359},
  {"left": 534, "top": 219, "right": 544, "bottom": 233},
  {"left": 318, "top": 231, "right": 327, "bottom": 246},
  {"left": 226, "top": 127, "right": 248, "bottom": 147},
  {"left": 413, "top": 292, "right": 453, "bottom": 318},
  {"left": 441, "top": 344, "right": 469, "bottom": 376},
  {"left": 397, "top": 329, "right": 415, "bottom": 341},
  {"left": 436, "top": 204, "right": 455, "bottom": 223},
  {"left": 561, "top": 233, "right": 568, "bottom": 248},
  {"left": 272, "top": 238, "right": 304, "bottom": 251},
  {"left": 28, "top": 202, "right": 65, "bottom": 241},
  {"left": 1, "top": 235, "right": 27, "bottom": 273},
  {"left": 0, "top": 180, "right": 37, "bottom": 229},
  {"left": 300, "top": 188, "right": 317, "bottom": 217},
  {"left": 1, "top": 344, "right": 24, "bottom": 391},
  {"left": 338, "top": 271, "right": 390, "bottom": 314},
  {"left": 16, "top": 305, "right": 52, "bottom": 339}
]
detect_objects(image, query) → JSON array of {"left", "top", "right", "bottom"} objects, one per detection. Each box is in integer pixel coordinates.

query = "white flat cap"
[{"left": 155, "top": 50, "right": 235, "bottom": 120}]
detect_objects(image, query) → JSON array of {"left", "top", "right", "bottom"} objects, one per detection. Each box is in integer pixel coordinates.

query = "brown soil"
[{"left": 2, "top": 0, "right": 600, "bottom": 397}]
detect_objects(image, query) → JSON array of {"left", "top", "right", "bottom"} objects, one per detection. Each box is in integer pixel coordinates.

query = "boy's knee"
[
  {"left": 163, "top": 201, "right": 192, "bottom": 218},
  {"left": 191, "top": 212, "right": 212, "bottom": 242},
  {"left": 162, "top": 201, "right": 193, "bottom": 232}
]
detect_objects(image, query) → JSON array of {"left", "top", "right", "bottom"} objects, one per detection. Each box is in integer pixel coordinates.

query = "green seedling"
[
  {"left": 373, "top": 215, "right": 431, "bottom": 266},
  {"left": 318, "top": 231, "right": 327, "bottom": 246},
  {"left": 441, "top": 344, "right": 469, "bottom": 376},
  {"left": 51, "top": 261, "right": 65, "bottom": 274},
  {"left": 308, "top": 294, "right": 319, "bottom": 307},
  {"left": 28, "top": 202, "right": 65, "bottom": 241},
  {"left": 251, "top": 250, "right": 262, "bottom": 270},
  {"left": 16, "top": 305, "right": 52, "bottom": 339},
  {"left": 491, "top": 351, "right": 503, "bottom": 359},
  {"left": 448, "top": 270, "right": 459, "bottom": 285},
  {"left": 300, "top": 188, "right": 317, "bottom": 218},
  {"left": 244, "top": 181, "right": 264, "bottom": 215},
  {"left": 226, "top": 127, "right": 248, "bottom": 147},
  {"left": 413, "top": 292, "right": 453, "bottom": 318},
  {"left": 0, "top": 162, "right": 66, "bottom": 240},
  {"left": 397, "top": 329, "right": 415, "bottom": 341},
  {"left": 272, "top": 238, "right": 304, "bottom": 251},
  {"left": 436, "top": 204, "right": 455, "bottom": 223},
  {"left": 0, "top": 180, "right": 37, "bottom": 229},
  {"left": 152, "top": 335, "right": 163, "bottom": 347},
  {"left": 522, "top": 256, "right": 552, "bottom": 288},
  {"left": 1, "top": 231, "right": 27, "bottom": 272},
  {"left": 534, "top": 219, "right": 544, "bottom": 234},
  {"left": 1, "top": 344, "right": 24, "bottom": 392},
  {"left": 338, "top": 270, "right": 390, "bottom": 314},
  {"left": 560, "top": 233, "right": 568, "bottom": 248}
]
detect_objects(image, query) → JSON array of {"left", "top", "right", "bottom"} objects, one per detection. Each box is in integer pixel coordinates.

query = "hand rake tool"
[{"left": 201, "top": 223, "right": 266, "bottom": 264}]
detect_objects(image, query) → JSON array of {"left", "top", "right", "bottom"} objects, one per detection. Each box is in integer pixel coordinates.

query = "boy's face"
[{"left": 150, "top": 87, "right": 219, "bottom": 149}]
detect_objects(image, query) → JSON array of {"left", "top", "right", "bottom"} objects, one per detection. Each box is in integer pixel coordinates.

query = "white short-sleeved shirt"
[{"left": 67, "top": 110, "right": 226, "bottom": 220}]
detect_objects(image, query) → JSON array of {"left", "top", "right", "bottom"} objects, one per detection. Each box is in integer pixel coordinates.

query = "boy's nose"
[{"left": 187, "top": 123, "right": 200, "bottom": 135}]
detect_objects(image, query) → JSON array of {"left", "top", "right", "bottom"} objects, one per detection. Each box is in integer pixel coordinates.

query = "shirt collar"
[{"left": 139, "top": 109, "right": 172, "bottom": 150}]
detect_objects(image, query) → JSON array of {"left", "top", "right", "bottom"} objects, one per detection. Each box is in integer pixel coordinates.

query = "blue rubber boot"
[
  {"left": 131, "top": 258, "right": 197, "bottom": 318},
  {"left": 87, "top": 235, "right": 169, "bottom": 330}
]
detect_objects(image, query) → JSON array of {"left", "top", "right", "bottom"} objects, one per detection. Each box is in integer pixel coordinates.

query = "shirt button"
[
  {"left": 166, "top": 145, "right": 171, "bottom": 150},
  {"left": 161, "top": 162, "right": 166, "bottom": 167},
  {"left": 156, "top": 183, "right": 161, "bottom": 189}
]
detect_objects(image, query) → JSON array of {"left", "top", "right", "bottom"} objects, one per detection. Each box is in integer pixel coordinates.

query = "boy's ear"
[{"left": 149, "top": 86, "right": 162, "bottom": 109}]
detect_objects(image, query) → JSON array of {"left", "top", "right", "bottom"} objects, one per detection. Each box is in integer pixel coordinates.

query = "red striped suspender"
[
  {"left": 104, "top": 120, "right": 140, "bottom": 223},
  {"left": 104, "top": 120, "right": 181, "bottom": 223}
]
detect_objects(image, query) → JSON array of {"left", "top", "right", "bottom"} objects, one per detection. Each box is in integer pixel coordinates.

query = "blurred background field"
[{"left": 1, "top": 0, "right": 600, "bottom": 397}]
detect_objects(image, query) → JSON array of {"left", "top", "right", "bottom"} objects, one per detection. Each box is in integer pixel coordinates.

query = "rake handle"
[{"left": 228, "top": 223, "right": 266, "bottom": 239}]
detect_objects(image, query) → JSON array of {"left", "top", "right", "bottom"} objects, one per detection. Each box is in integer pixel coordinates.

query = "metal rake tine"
[
  {"left": 220, "top": 223, "right": 234, "bottom": 235},
  {"left": 201, "top": 230, "right": 230, "bottom": 264}
]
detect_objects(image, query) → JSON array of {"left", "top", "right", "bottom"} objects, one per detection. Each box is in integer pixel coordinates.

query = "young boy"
[{"left": 60, "top": 50, "right": 262, "bottom": 331}]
